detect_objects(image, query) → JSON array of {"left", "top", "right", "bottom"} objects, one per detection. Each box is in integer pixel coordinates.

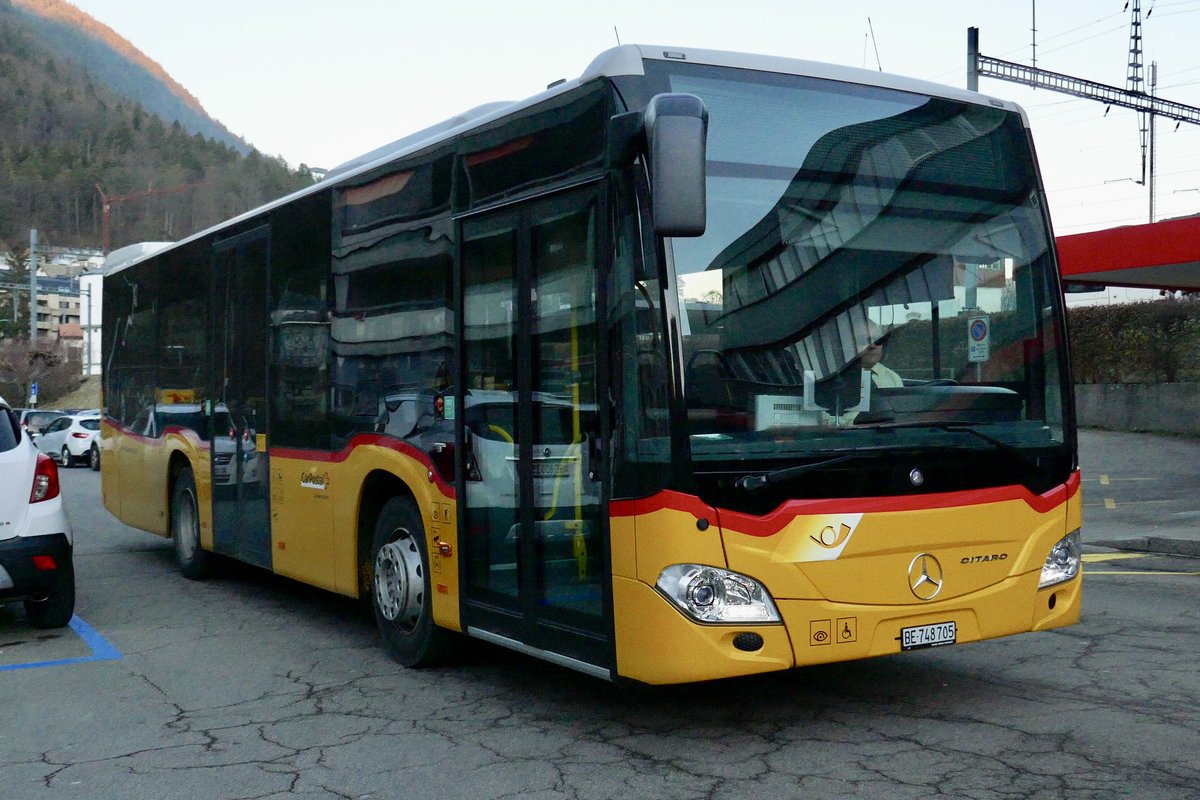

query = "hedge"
[{"left": 1068, "top": 297, "right": 1200, "bottom": 384}]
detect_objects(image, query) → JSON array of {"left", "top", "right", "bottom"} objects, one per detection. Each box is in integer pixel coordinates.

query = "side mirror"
[{"left": 643, "top": 93, "right": 708, "bottom": 237}]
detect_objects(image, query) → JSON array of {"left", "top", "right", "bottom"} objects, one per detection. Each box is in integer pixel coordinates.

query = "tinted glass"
[
  {"left": 331, "top": 156, "right": 453, "bottom": 449},
  {"left": 646, "top": 63, "right": 1067, "bottom": 474},
  {"left": 271, "top": 191, "right": 332, "bottom": 449},
  {"left": 0, "top": 408, "right": 18, "bottom": 452},
  {"left": 456, "top": 82, "right": 608, "bottom": 210}
]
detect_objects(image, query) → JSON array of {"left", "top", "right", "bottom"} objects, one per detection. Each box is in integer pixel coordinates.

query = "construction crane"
[{"left": 95, "top": 181, "right": 204, "bottom": 255}]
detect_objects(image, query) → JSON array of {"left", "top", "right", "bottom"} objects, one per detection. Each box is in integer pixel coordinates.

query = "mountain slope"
[
  {"left": 10, "top": 0, "right": 247, "bottom": 152},
  {"left": 0, "top": 0, "right": 312, "bottom": 254}
]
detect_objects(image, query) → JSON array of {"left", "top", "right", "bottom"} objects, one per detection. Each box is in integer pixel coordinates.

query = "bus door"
[
  {"left": 210, "top": 227, "right": 272, "bottom": 569},
  {"left": 459, "top": 187, "right": 611, "bottom": 671}
]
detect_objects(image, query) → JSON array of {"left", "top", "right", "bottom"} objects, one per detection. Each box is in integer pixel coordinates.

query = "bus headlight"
[
  {"left": 656, "top": 564, "right": 781, "bottom": 624},
  {"left": 1039, "top": 529, "right": 1081, "bottom": 589}
]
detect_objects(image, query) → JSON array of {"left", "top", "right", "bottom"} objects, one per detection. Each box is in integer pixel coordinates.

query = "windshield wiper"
[
  {"left": 859, "top": 420, "right": 1041, "bottom": 469},
  {"left": 735, "top": 453, "right": 860, "bottom": 491}
]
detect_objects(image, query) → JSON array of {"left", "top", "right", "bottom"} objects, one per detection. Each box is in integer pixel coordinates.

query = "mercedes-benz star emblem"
[
  {"left": 907, "top": 553, "right": 944, "bottom": 601},
  {"left": 908, "top": 468, "right": 925, "bottom": 487}
]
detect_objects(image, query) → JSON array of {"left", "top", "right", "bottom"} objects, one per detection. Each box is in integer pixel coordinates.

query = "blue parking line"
[{"left": 0, "top": 615, "right": 122, "bottom": 672}]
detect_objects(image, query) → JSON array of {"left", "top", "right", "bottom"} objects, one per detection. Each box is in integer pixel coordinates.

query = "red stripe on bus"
[
  {"left": 609, "top": 490, "right": 715, "bottom": 520},
  {"left": 611, "top": 472, "right": 1080, "bottom": 536},
  {"left": 104, "top": 418, "right": 210, "bottom": 450},
  {"left": 271, "top": 434, "right": 456, "bottom": 498}
]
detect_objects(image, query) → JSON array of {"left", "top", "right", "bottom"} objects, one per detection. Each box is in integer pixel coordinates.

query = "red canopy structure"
[{"left": 1056, "top": 217, "right": 1200, "bottom": 291}]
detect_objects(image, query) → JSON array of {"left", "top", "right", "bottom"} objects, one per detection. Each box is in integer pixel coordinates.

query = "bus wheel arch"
[{"left": 359, "top": 472, "right": 454, "bottom": 666}]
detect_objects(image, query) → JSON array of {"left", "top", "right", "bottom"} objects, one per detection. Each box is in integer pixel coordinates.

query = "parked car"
[
  {"left": 0, "top": 396, "right": 76, "bottom": 628},
  {"left": 14, "top": 408, "right": 66, "bottom": 437},
  {"left": 34, "top": 413, "right": 101, "bottom": 468}
]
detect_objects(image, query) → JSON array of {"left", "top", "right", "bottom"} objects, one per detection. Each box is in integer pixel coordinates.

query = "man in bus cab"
[{"left": 858, "top": 321, "right": 903, "bottom": 389}]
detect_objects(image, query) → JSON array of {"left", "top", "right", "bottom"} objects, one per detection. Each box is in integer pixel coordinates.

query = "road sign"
[
  {"left": 29, "top": 381, "right": 38, "bottom": 406},
  {"left": 967, "top": 316, "right": 990, "bottom": 363}
]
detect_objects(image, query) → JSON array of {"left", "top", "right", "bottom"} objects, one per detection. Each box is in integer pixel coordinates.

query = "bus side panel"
[
  {"left": 269, "top": 454, "right": 336, "bottom": 591},
  {"left": 610, "top": 494, "right": 794, "bottom": 684},
  {"left": 100, "top": 419, "right": 120, "bottom": 520},
  {"left": 104, "top": 421, "right": 202, "bottom": 539},
  {"left": 273, "top": 440, "right": 461, "bottom": 632}
]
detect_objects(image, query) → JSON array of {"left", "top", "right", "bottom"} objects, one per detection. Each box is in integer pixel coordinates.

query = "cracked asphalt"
[{"left": 2, "top": 439, "right": 1199, "bottom": 800}]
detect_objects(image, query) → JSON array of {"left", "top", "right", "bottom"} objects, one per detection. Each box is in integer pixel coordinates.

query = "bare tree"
[{"left": 0, "top": 337, "right": 80, "bottom": 406}]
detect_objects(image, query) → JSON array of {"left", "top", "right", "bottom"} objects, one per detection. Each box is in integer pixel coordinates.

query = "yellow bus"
[{"left": 100, "top": 45, "right": 1081, "bottom": 684}]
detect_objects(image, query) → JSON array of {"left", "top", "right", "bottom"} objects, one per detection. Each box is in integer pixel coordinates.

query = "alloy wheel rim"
[
  {"left": 373, "top": 530, "right": 423, "bottom": 629},
  {"left": 176, "top": 488, "right": 198, "bottom": 560}
]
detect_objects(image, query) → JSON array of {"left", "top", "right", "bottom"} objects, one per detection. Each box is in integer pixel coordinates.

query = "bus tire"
[
  {"left": 370, "top": 496, "right": 452, "bottom": 667},
  {"left": 171, "top": 467, "right": 210, "bottom": 580}
]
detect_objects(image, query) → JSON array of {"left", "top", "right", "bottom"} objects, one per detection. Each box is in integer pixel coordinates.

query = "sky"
[{"left": 64, "top": 0, "right": 1200, "bottom": 239}]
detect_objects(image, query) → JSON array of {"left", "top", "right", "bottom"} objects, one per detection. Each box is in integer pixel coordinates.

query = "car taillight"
[
  {"left": 32, "top": 554, "right": 58, "bottom": 571},
  {"left": 31, "top": 453, "right": 60, "bottom": 503},
  {"left": 428, "top": 441, "right": 477, "bottom": 483},
  {"left": 72, "top": 432, "right": 90, "bottom": 439},
  {"left": 464, "top": 447, "right": 482, "bottom": 482}
]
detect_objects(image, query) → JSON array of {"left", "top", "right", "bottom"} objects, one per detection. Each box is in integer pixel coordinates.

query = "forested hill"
[
  {"left": 0, "top": 0, "right": 314, "bottom": 255},
  {"left": 11, "top": 0, "right": 245, "bottom": 152}
]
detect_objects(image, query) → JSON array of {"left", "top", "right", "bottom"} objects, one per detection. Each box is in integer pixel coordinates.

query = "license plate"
[
  {"left": 532, "top": 460, "right": 571, "bottom": 479},
  {"left": 900, "top": 621, "right": 957, "bottom": 651}
]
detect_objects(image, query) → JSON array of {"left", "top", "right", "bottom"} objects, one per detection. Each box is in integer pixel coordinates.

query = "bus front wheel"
[{"left": 370, "top": 496, "right": 453, "bottom": 667}]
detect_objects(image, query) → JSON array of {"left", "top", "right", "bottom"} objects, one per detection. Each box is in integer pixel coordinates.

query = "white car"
[
  {"left": 0, "top": 397, "right": 76, "bottom": 628},
  {"left": 34, "top": 413, "right": 101, "bottom": 469}
]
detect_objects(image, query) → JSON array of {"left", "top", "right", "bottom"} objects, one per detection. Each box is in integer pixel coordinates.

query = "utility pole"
[
  {"left": 967, "top": 26, "right": 1200, "bottom": 226},
  {"left": 1127, "top": 0, "right": 1148, "bottom": 189},
  {"left": 1150, "top": 61, "right": 1157, "bottom": 223},
  {"left": 29, "top": 229, "right": 38, "bottom": 343}
]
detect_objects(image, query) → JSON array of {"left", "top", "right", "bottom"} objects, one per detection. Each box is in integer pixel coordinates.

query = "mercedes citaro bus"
[{"left": 101, "top": 45, "right": 1081, "bottom": 684}]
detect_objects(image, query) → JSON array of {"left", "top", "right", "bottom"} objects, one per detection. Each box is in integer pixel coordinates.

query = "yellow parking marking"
[
  {"left": 1086, "top": 570, "right": 1200, "bottom": 576},
  {"left": 1104, "top": 498, "right": 1116, "bottom": 509},
  {"left": 1082, "top": 476, "right": 1153, "bottom": 483},
  {"left": 1082, "top": 553, "right": 1146, "bottom": 563},
  {"left": 1083, "top": 552, "right": 1200, "bottom": 576}
]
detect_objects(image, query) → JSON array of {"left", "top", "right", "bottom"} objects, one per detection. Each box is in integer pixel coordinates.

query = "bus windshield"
[{"left": 653, "top": 63, "right": 1067, "bottom": 465}]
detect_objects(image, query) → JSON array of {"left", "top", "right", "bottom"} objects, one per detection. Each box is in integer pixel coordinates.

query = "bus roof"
[{"left": 106, "top": 44, "right": 1025, "bottom": 278}]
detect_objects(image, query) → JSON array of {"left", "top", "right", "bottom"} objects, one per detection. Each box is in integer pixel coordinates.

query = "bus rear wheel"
[
  {"left": 370, "top": 496, "right": 453, "bottom": 667},
  {"left": 171, "top": 467, "right": 211, "bottom": 579}
]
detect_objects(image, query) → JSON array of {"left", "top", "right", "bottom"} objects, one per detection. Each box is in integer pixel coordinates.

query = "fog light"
[
  {"left": 732, "top": 632, "right": 765, "bottom": 652},
  {"left": 1039, "top": 529, "right": 1081, "bottom": 589},
  {"left": 656, "top": 564, "right": 781, "bottom": 624}
]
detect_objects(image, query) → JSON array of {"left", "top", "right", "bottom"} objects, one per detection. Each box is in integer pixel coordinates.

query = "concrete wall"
[{"left": 1075, "top": 383, "right": 1200, "bottom": 435}]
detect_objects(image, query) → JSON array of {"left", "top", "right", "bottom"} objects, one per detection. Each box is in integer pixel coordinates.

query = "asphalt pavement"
[{"left": 1079, "top": 427, "right": 1200, "bottom": 558}]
